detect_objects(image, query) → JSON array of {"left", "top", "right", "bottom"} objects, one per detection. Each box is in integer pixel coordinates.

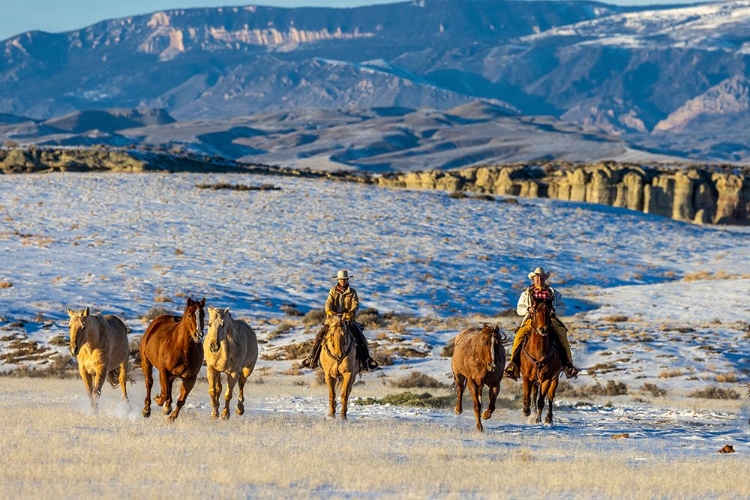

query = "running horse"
[
  {"left": 67, "top": 307, "right": 130, "bottom": 413},
  {"left": 319, "top": 314, "right": 360, "bottom": 420},
  {"left": 140, "top": 296, "right": 206, "bottom": 421},
  {"left": 452, "top": 324, "right": 507, "bottom": 431},
  {"left": 520, "top": 298, "right": 563, "bottom": 424},
  {"left": 204, "top": 306, "right": 259, "bottom": 420}
]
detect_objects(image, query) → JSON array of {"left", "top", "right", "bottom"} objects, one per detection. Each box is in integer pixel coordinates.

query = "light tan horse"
[
  {"left": 67, "top": 307, "right": 130, "bottom": 413},
  {"left": 319, "top": 315, "right": 360, "bottom": 420},
  {"left": 204, "top": 306, "right": 259, "bottom": 420},
  {"left": 452, "top": 324, "right": 507, "bottom": 431}
]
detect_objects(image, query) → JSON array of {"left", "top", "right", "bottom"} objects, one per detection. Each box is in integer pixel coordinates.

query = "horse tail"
[{"left": 107, "top": 368, "right": 120, "bottom": 388}]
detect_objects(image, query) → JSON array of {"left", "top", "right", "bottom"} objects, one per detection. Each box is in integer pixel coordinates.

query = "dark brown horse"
[
  {"left": 140, "top": 297, "right": 205, "bottom": 421},
  {"left": 452, "top": 324, "right": 508, "bottom": 431},
  {"left": 520, "top": 299, "right": 563, "bottom": 424}
]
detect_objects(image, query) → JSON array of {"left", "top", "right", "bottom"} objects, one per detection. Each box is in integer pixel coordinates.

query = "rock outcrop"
[{"left": 375, "top": 162, "right": 750, "bottom": 225}]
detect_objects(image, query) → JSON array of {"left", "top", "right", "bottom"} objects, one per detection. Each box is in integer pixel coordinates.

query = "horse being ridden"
[
  {"left": 204, "top": 306, "right": 259, "bottom": 420},
  {"left": 520, "top": 299, "right": 563, "bottom": 424},
  {"left": 140, "top": 297, "right": 205, "bottom": 421},
  {"left": 67, "top": 307, "right": 130, "bottom": 413},
  {"left": 319, "top": 314, "right": 360, "bottom": 420},
  {"left": 452, "top": 324, "right": 507, "bottom": 431}
]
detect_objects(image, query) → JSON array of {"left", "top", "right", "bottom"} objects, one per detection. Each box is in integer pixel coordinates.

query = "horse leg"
[
  {"left": 222, "top": 372, "right": 238, "bottom": 420},
  {"left": 453, "top": 373, "right": 466, "bottom": 415},
  {"left": 236, "top": 368, "right": 250, "bottom": 416},
  {"left": 80, "top": 366, "right": 94, "bottom": 411},
  {"left": 169, "top": 376, "right": 196, "bottom": 421},
  {"left": 467, "top": 379, "right": 483, "bottom": 432},
  {"left": 91, "top": 368, "right": 106, "bottom": 414},
  {"left": 141, "top": 360, "right": 153, "bottom": 418},
  {"left": 545, "top": 378, "right": 559, "bottom": 425},
  {"left": 157, "top": 369, "right": 173, "bottom": 415},
  {"left": 118, "top": 361, "right": 130, "bottom": 410},
  {"left": 522, "top": 376, "right": 532, "bottom": 417},
  {"left": 340, "top": 372, "right": 355, "bottom": 421},
  {"left": 325, "top": 373, "right": 336, "bottom": 418},
  {"left": 536, "top": 381, "right": 546, "bottom": 424},
  {"left": 206, "top": 366, "right": 220, "bottom": 419},
  {"left": 482, "top": 383, "right": 500, "bottom": 420}
]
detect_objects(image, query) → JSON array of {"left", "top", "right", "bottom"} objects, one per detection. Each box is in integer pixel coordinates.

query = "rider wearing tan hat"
[
  {"left": 302, "top": 270, "right": 379, "bottom": 371},
  {"left": 504, "top": 267, "right": 579, "bottom": 380}
]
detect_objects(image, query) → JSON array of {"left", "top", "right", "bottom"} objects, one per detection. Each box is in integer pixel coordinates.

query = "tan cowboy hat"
[
  {"left": 528, "top": 267, "right": 551, "bottom": 280},
  {"left": 332, "top": 270, "right": 353, "bottom": 280}
]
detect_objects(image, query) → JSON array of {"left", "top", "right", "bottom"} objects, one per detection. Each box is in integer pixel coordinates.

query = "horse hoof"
[
  {"left": 340, "top": 414, "right": 347, "bottom": 421},
  {"left": 476, "top": 424, "right": 484, "bottom": 432},
  {"left": 221, "top": 411, "right": 230, "bottom": 420},
  {"left": 211, "top": 410, "right": 219, "bottom": 419},
  {"left": 142, "top": 409, "right": 151, "bottom": 418},
  {"left": 236, "top": 403, "right": 244, "bottom": 416},
  {"left": 545, "top": 417, "right": 553, "bottom": 425},
  {"left": 535, "top": 416, "right": 542, "bottom": 423},
  {"left": 454, "top": 406, "right": 462, "bottom": 415},
  {"left": 327, "top": 412, "right": 335, "bottom": 418},
  {"left": 481, "top": 410, "right": 492, "bottom": 420},
  {"left": 523, "top": 408, "right": 531, "bottom": 417}
]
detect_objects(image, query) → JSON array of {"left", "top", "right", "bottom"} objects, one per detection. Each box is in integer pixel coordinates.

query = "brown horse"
[
  {"left": 520, "top": 299, "right": 563, "bottom": 424},
  {"left": 452, "top": 324, "right": 508, "bottom": 431},
  {"left": 140, "top": 296, "right": 205, "bottom": 421},
  {"left": 204, "top": 306, "right": 259, "bottom": 420},
  {"left": 319, "top": 315, "right": 359, "bottom": 420},
  {"left": 67, "top": 307, "right": 130, "bottom": 413}
]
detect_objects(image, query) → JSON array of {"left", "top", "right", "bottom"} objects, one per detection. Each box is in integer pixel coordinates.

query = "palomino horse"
[
  {"left": 204, "top": 306, "right": 259, "bottom": 420},
  {"left": 319, "top": 315, "right": 360, "bottom": 420},
  {"left": 452, "top": 324, "right": 507, "bottom": 431},
  {"left": 520, "top": 299, "right": 563, "bottom": 424},
  {"left": 67, "top": 307, "right": 130, "bottom": 413},
  {"left": 140, "top": 296, "right": 205, "bottom": 421}
]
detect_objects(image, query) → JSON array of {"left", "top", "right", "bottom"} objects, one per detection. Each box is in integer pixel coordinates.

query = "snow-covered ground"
[{"left": 0, "top": 172, "right": 748, "bottom": 457}]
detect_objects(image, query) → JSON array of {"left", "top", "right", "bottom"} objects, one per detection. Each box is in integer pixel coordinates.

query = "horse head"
[
  {"left": 184, "top": 297, "right": 206, "bottom": 344},
  {"left": 326, "top": 314, "right": 351, "bottom": 357},
  {"left": 206, "top": 306, "right": 230, "bottom": 353},
  {"left": 529, "top": 299, "right": 552, "bottom": 338},
  {"left": 67, "top": 307, "right": 90, "bottom": 357},
  {"left": 480, "top": 324, "right": 502, "bottom": 372}
]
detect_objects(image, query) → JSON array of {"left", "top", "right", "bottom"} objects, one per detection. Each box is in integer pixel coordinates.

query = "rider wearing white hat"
[
  {"left": 504, "top": 267, "right": 579, "bottom": 380},
  {"left": 302, "top": 270, "right": 379, "bottom": 371}
]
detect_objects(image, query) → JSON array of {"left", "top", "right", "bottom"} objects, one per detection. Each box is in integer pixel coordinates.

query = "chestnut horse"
[
  {"left": 520, "top": 299, "right": 563, "bottom": 424},
  {"left": 140, "top": 297, "right": 205, "bottom": 421},
  {"left": 452, "top": 324, "right": 508, "bottom": 431},
  {"left": 67, "top": 307, "right": 130, "bottom": 413},
  {"left": 204, "top": 306, "right": 259, "bottom": 420},
  {"left": 319, "top": 315, "right": 359, "bottom": 420}
]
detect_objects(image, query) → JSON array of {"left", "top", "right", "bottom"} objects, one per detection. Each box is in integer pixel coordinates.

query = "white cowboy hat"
[
  {"left": 332, "top": 270, "right": 353, "bottom": 280},
  {"left": 528, "top": 267, "right": 551, "bottom": 280}
]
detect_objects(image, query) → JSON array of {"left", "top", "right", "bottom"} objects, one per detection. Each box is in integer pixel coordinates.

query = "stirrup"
[
  {"left": 366, "top": 358, "right": 379, "bottom": 370},
  {"left": 564, "top": 365, "right": 579, "bottom": 378},
  {"left": 504, "top": 363, "right": 518, "bottom": 381},
  {"left": 301, "top": 358, "right": 312, "bottom": 369}
]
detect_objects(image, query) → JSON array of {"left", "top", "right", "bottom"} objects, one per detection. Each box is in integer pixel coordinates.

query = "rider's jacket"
[{"left": 516, "top": 285, "right": 565, "bottom": 322}]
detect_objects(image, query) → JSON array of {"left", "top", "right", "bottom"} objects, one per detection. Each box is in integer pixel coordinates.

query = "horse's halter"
[
  {"left": 207, "top": 311, "right": 225, "bottom": 353},
  {"left": 191, "top": 305, "right": 205, "bottom": 343},
  {"left": 68, "top": 315, "right": 86, "bottom": 356}
]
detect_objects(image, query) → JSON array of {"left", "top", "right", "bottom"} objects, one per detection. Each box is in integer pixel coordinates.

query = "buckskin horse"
[
  {"left": 67, "top": 307, "right": 130, "bottom": 413},
  {"left": 520, "top": 299, "right": 563, "bottom": 424},
  {"left": 140, "top": 297, "right": 205, "bottom": 421},
  {"left": 452, "top": 324, "right": 508, "bottom": 431},
  {"left": 204, "top": 306, "right": 259, "bottom": 420},
  {"left": 319, "top": 314, "right": 360, "bottom": 420}
]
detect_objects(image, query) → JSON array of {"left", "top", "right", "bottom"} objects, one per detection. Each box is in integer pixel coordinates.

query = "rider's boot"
[
  {"left": 302, "top": 326, "right": 327, "bottom": 369},
  {"left": 503, "top": 347, "right": 521, "bottom": 381}
]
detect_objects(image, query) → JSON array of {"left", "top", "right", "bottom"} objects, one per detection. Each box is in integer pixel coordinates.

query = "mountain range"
[{"left": 1, "top": 0, "right": 749, "bottom": 170}]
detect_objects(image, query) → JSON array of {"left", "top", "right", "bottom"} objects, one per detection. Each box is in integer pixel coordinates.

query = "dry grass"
[
  {"left": 687, "top": 386, "right": 741, "bottom": 400},
  {"left": 715, "top": 372, "right": 739, "bottom": 383},
  {"left": 0, "top": 281, "right": 12, "bottom": 288},
  {"left": 640, "top": 383, "right": 668, "bottom": 398},
  {"left": 389, "top": 371, "right": 449, "bottom": 389},
  {"left": 0, "top": 377, "right": 746, "bottom": 499},
  {"left": 658, "top": 368, "right": 685, "bottom": 378},
  {"left": 557, "top": 380, "right": 628, "bottom": 398}
]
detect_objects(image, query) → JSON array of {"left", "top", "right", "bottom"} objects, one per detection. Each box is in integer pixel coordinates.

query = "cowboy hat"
[
  {"left": 528, "top": 267, "right": 551, "bottom": 280},
  {"left": 332, "top": 270, "right": 354, "bottom": 280}
]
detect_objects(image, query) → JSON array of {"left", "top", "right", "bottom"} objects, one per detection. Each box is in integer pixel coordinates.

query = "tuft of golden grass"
[
  {"left": 715, "top": 373, "right": 739, "bottom": 383},
  {"left": 658, "top": 368, "right": 685, "bottom": 378},
  {"left": 0, "top": 281, "right": 12, "bottom": 288}
]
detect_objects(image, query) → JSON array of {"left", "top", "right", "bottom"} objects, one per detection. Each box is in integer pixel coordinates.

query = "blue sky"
[{"left": 2, "top": 0, "right": 713, "bottom": 42}]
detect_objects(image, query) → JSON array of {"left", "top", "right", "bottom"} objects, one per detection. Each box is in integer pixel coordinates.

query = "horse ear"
[
  {"left": 199, "top": 297, "right": 206, "bottom": 307},
  {"left": 223, "top": 307, "right": 230, "bottom": 316},
  {"left": 187, "top": 297, "right": 194, "bottom": 306},
  {"left": 66, "top": 308, "right": 74, "bottom": 318},
  {"left": 83, "top": 307, "right": 89, "bottom": 317}
]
